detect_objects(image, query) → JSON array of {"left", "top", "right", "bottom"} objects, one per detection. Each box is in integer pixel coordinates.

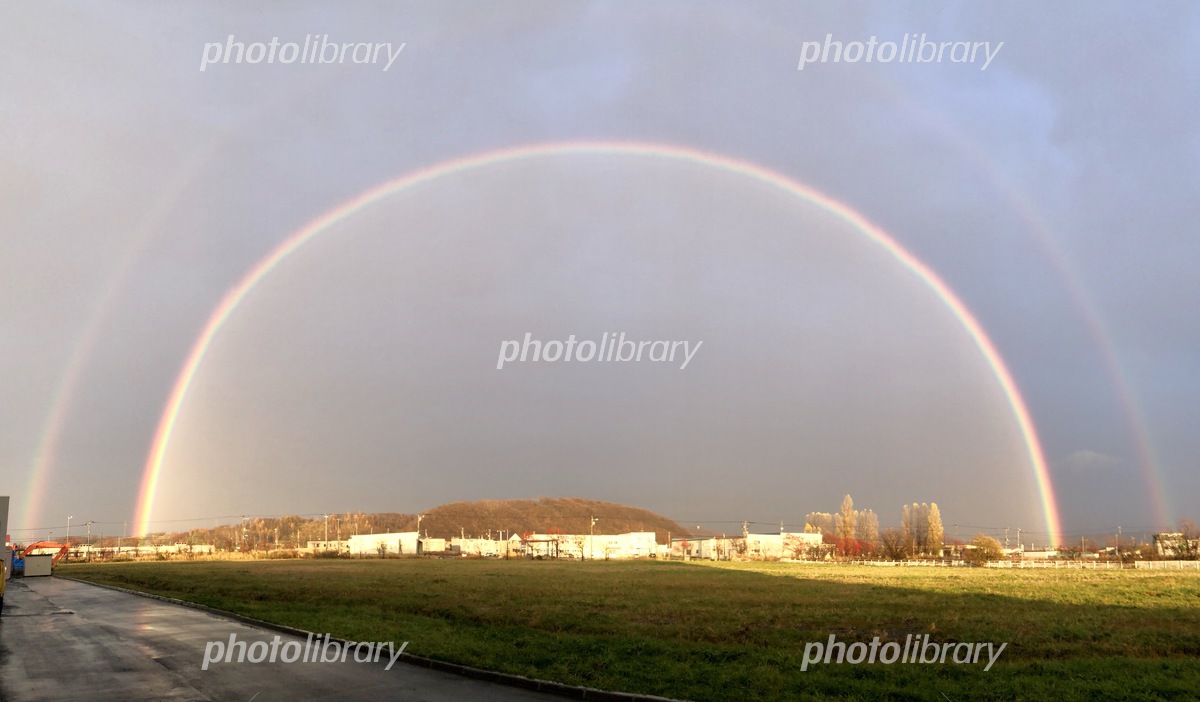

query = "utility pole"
[
  {"left": 86, "top": 521, "right": 94, "bottom": 561},
  {"left": 1016, "top": 528, "right": 1022, "bottom": 552},
  {"left": 1004, "top": 527, "right": 1010, "bottom": 550},
  {"left": 242, "top": 516, "right": 249, "bottom": 552},
  {"left": 1116, "top": 526, "right": 1122, "bottom": 559},
  {"left": 589, "top": 516, "right": 597, "bottom": 561},
  {"left": 323, "top": 513, "right": 330, "bottom": 544},
  {"left": 66, "top": 515, "right": 74, "bottom": 561}
]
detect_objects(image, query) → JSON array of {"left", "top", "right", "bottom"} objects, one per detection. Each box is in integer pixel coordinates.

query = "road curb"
[{"left": 54, "top": 574, "right": 684, "bottom": 702}]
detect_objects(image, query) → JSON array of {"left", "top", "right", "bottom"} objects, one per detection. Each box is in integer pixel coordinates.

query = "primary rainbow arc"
[{"left": 134, "top": 140, "right": 1063, "bottom": 545}]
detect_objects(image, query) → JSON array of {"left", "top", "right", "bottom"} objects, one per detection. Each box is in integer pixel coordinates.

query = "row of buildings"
[
  {"left": 310, "top": 531, "right": 658, "bottom": 559},
  {"left": 41, "top": 531, "right": 1196, "bottom": 563},
  {"left": 307, "top": 530, "right": 827, "bottom": 560}
]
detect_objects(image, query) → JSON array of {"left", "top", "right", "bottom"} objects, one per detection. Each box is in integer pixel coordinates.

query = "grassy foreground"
[{"left": 58, "top": 559, "right": 1200, "bottom": 701}]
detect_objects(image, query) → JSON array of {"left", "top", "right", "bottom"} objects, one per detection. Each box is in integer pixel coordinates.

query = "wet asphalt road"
[{"left": 0, "top": 576, "right": 562, "bottom": 701}]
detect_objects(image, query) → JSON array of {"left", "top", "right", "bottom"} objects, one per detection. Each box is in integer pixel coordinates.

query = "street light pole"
[{"left": 589, "top": 516, "right": 597, "bottom": 561}]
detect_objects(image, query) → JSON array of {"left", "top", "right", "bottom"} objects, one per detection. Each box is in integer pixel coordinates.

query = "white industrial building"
[
  {"left": 672, "top": 532, "right": 825, "bottom": 561},
  {"left": 510, "top": 531, "right": 658, "bottom": 560},
  {"left": 1153, "top": 532, "right": 1200, "bottom": 558},
  {"left": 454, "top": 538, "right": 507, "bottom": 557},
  {"left": 671, "top": 536, "right": 735, "bottom": 560},
  {"left": 348, "top": 531, "right": 419, "bottom": 556}
]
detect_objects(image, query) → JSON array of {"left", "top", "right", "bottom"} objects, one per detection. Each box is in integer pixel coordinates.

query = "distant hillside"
[
  {"left": 148, "top": 499, "right": 687, "bottom": 549},
  {"left": 401, "top": 497, "right": 690, "bottom": 544},
  {"left": 158, "top": 512, "right": 416, "bottom": 551}
]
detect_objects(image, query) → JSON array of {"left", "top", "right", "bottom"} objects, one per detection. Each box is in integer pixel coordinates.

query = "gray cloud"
[{"left": 2, "top": 1, "right": 1196, "bottom": 540}]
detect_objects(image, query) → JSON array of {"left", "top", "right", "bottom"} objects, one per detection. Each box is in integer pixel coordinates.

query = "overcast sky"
[{"left": 2, "top": 2, "right": 1197, "bottom": 544}]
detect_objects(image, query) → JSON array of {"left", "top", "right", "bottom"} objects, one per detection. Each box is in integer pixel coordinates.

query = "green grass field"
[{"left": 58, "top": 559, "right": 1200, "bottom": 701}]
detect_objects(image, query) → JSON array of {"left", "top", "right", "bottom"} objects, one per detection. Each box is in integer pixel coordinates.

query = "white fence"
[
  {"left": 987, "top": 560, "right": 1124, "bottom": 569},
  {"left": 855, "top": 560, "right": 963, "bottom": 567},
  {"left": 802, "top": 559, "right": 1199, "bottom": 569},
  {"left": 1134, "top": 560, "right": 1200, "bottom": 570}
]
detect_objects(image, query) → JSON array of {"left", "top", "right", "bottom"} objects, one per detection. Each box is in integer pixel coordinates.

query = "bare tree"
[
  {"left": 837, "top": 494, "right": 857, "bottom": 542},
  {"left": 784, "top": 534, "right": 808, "bottom": 559},
  {"left": 547, "top": 526, "right": 563, "bottom": 559},
  {"left": 927, "top": 503, "right": 944, "bottom": 556},
  {"left": 859, "top": 509, "right": 880, "bottom": 547},
  {"left": 918, "top": 503, "right": 932, "bottom": 554},
  {"left": 901, "top": 503, "right": 933, "bottom": 555},
  {"left": 900, "top": 504, "right": 916, "bottom": 554},
  {"left": 805, "top": 512, "right": 834, "bottom": 535},
  {"left": 879, "top": 527, "right": 910, "bottom": 560}
]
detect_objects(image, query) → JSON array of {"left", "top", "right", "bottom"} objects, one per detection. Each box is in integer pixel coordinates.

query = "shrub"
[{"left": 964, "top": 534, "right": 1003, "bottom": 566}]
